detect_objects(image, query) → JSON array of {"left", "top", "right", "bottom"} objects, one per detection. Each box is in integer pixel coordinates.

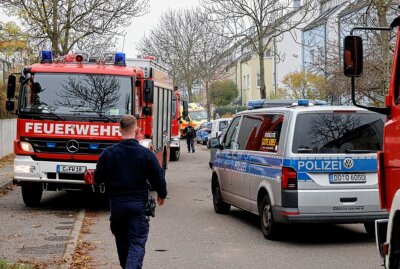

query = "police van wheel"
[
  {"left": 21, "top": 183, "right": 43, "bottom": 207},
  {"left": 364, "top": 222, "right": 375, "bottom": 237},
  {"left": 212, "top": 179, "right": 230, "bottom": 214},
  {"left": 260, "top": 195, "right": 278, "bottom": 240}
]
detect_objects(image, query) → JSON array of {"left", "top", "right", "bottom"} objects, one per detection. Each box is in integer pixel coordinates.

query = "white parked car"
[{"left": 209, "top": 118, "right": 231, "bottom": 142}]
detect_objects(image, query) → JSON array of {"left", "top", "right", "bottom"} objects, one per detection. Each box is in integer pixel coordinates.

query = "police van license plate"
[
  {"left": 57, "top": 165, "right": 87, "bottom": 174},
  {"left": 329, "top": 173, "right": 366, "bottom": 184}
]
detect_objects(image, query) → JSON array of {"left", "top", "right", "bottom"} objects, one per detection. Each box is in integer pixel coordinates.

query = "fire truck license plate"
[
  {"left": 57, "top": 165, "right": 87, "bottom": 174},
  {"left": 329, "top": 173, "right": 366, "bottom": 184}
]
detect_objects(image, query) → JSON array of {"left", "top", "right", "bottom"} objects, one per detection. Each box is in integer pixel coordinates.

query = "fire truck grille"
[{"left": 21, "top": 137, "right": 117, "bottom": 155}]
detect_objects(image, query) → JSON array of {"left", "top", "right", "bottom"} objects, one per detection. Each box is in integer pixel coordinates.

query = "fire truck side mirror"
[
  {"left": 343, "top": 35, "right": 363, "bottom": 77},
  {"left": 7, "top": 74, "right": 16, "bottom": 99},
  {"left": 6, "top": 74, "right": 16, "bottom": 112},
  {"left": 144, "top": 80, "right": 154, "bottom": 104},
  {"left": 182, "top": 101, "right": 189, "bottom": 118}
]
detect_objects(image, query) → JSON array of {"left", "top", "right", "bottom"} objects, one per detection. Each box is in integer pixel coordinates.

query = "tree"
[
  {"left": 137, "top": 8, "right": 207, "bottom": 102},
  {"left": 201, "top": 0, "right": 317, "bottom": 100},
  {"left": 0, "top": 22, "right": 27, "bottom": 57},
  {"left": 137, "top": 8, "right": 232, "bottom": 109},
  {"left": 0, "top": 0, "right": 149, "bottom": 55},
  {"left": 210, "top": 80, "right": 237, "bottom": 106},
  {"left": 281, "top": 71, "right": 326, "bottom": 100}
]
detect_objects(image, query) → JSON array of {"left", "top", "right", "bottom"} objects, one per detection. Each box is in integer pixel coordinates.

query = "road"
[{"left": 0, "top": 143, "right": 383, "bottom": 268}]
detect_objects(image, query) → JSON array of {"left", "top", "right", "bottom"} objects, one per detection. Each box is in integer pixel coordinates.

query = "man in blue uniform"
[
  {"left": 183, "top": 123, "right": 196, "bottom": 153},
  {"left": 94, "top": 115, "right": 167, "bottom": 269}
]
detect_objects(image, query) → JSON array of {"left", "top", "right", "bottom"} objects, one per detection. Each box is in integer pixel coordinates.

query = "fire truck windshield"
[
  {"left": 189, "top": 110, "right": 207, "bottom": 121},
  {"left": 19, "top": 73, "right": 132, "bottom": 120}
]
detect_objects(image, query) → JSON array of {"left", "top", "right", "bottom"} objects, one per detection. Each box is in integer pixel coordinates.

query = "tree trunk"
[
  {"left": 205, "top": 79, "right": 211, "bottom": 121},
  {"left": 51, "top": 0, "right": 60, "bottom": 55},
  {"left": 377, "top": 5, "right": 390, "bottom": 96},
  {"left": 259, "top": 51, "right": 266, "bottom": 99}
]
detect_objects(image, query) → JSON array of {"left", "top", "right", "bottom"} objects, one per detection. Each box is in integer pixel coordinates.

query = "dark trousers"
[
  {"left": 110, "top": 197, "right": 149, "bottom": 269},
  {"left": 186, "top": 138, "right": 195, "bottom": 152}
]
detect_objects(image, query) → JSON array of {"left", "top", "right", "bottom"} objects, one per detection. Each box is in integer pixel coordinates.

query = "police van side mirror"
[
  {"left": 6, "top": 74, "right": 16, "bottom": 112},
  {"left": 343, "top": 35, "right": 363, "bottom": 77},
  {"left": 209, "top": 137, "right": 220, "bottom": 149}
]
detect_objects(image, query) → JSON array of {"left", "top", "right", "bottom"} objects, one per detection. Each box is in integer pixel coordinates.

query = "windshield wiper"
[
  {"left": 72, "top": 110, "right": 116, "bottom": 122},
  {"left": 345, "top": 149, "right": 373, "bottom": 154},
  {"left": 22, "top": 109, "right": 65, "bottom": 120}
]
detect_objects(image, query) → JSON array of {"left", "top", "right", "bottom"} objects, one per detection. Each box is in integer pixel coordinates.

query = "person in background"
[
  {"left": 94, "top": 115, "right": 167, "bottom": 269},
  {"left": 183, "top": 123, "right": 196, "bottom": 153}
]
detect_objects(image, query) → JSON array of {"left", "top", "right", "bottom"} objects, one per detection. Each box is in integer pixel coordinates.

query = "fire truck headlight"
[
  {"left": 20, "top": 142, "right": 34, "bottom": 152},
  {"left": 15, "top": 164, "right": 36, "bottom": 174}
]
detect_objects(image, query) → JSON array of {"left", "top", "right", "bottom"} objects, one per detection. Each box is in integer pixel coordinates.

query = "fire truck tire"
[
  {"left": 212, "top": 176, "right": 230, "bottom": 214},
  {"left": 162, "top": 149, "right": 167, "bottom": 176},
  {"left": 21, "top": 183, "right": 43, "bottom": 207},
  {"left": 363, "top": 222, "right": 375, "bottom": 237},
  {"left": 259, "top": 195, "right": 279, "bottom": 240},
  {"left": 170, "top": 148, "right": 180, "bottom": 161}
]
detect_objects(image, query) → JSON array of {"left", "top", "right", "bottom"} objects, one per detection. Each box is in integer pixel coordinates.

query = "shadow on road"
[
  {"left": 228, "top": 209, "right": 373, "bottom": 245},
  {"left": 16, "top": 190, "right": 110, "bottom": 211}
]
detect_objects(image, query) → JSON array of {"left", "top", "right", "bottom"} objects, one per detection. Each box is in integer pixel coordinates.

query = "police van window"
[
  {"left": 237, "top": 114, "right": 284, "bottom": 152},
  {"left": 292, "top": 112, "right": 385, "bottom": 154},
  {"left": 237, "top": 115, "right": 263, "bottom": 150},
  {"left": 223, "top": 116, "right": 241, "bottom": 149}
]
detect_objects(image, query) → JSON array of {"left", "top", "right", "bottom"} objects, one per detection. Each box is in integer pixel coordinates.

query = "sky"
[
  {"left": 118, "top": 0, "right": 200, "bottom": 57},
  {"left": 0, "top": 0, "right": 200, "bottom": 58}
]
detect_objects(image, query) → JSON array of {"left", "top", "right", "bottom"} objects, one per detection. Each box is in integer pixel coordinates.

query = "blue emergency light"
[
  {"left": 298, "top": 99, "right": 309, "bottom": 106},
  {"left": 41, "top": 50, "right": 53, "bottom": 63},
  {"left": 114, "top": 52, "right": 126, "bottom": 66},
  {"left": 89, "top": 143, "right": 99, "bottom": 150},
  {"left": 46, "top": 142, "right": 56, "bottom": 148}
]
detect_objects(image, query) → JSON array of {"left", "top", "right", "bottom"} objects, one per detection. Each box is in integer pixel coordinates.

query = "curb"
[
  {"left": 0, "top": 178, "right": 13, "bottom": 192},
  {"left": 59, "top": 208, "right": 86, "bottom": 269}
]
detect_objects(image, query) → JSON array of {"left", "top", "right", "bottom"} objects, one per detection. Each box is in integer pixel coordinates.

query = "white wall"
[
  {"left": 274, "top": 7, "right": 318, "bottom": 90},
  {"left": 0, "top": 118, "right": 16, "bottom": 159}
]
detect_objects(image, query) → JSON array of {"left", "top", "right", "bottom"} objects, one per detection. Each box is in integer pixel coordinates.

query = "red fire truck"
[
  {"left": 343, "top": 15, "right": 400, "bottom": 268},
  {"left": 5, "top": 51, "right": 186, "bottom": 206},
  {"left": 126, "top": 57, "right": 184, "bottom": 161}
]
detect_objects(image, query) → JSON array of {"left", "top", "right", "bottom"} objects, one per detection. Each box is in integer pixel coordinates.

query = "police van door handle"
[{"left": 340, "top": 197, "right": 357, "bottom": 203}]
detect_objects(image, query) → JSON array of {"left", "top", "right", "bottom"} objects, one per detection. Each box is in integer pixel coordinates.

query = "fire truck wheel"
[
  {"left": 170, "top": 148, "right": 180, "bottom": 161},
  {"left": 21, "top": 183, "right": 43, "bottom": 207},
  {"left": 259, "top": 195, "right": 279, "bottom": 240},
  {"left": 212, "top": 177, "right": 230, "bottom": 214},
  {"left": 162, "top": 150, "right": 167, "bottom": 176},
  {"left": 363, "top": 222, "right": 375, "bottom": 237}
]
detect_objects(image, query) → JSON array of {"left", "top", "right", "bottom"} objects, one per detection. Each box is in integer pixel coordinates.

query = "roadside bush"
[
  {"left": 214, "top": 105, "right": 247, "bottom": 118},
  {"left": 0, "top": 259, "right": 34, "bottom": 269}
]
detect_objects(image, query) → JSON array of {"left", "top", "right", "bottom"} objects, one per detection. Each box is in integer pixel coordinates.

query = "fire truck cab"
[
  {"left": 5, "top": 51, "right": 179, "bottom": 206},
  {"left": 343, "top": 15, "right": 400, "bottom": 268}
]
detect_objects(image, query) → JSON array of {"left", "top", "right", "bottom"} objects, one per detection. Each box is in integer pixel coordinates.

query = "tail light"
[{"left": 282, "top": 167, "right": 297, "bottom": 190}]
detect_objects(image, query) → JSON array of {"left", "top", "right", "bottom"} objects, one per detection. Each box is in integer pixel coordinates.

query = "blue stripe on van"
[
  {"left": 282, "top": 158, "right": 377, "bottom": 173},
  {"left": 213, "top": 151, "right": 377, "bottom": 180}
]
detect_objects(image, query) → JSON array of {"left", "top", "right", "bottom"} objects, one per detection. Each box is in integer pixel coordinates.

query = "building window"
[
  {"left": 310, "top": 50, "right": 315, "bottom": 64},
  {"left": 247, "top": 75, "right": 250, "bottom": 90},
  {"left": 243, "top": 76, "right": 246, "bottom": 91},
  {"left": 265, "top": 49, "right": 272, "bottom": 58},
  {"left": 257, "top": 73, "right": 261, "bottom": 88}
]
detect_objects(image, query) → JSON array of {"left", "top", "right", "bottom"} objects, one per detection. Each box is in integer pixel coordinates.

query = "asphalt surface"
[{"left": 82, "top": 144, "right": 382, "bottom": 269}]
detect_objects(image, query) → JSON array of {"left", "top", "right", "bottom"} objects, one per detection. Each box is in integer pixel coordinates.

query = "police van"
[{"left": 209, "top": 101, "right": 388, "bottom": 239}]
